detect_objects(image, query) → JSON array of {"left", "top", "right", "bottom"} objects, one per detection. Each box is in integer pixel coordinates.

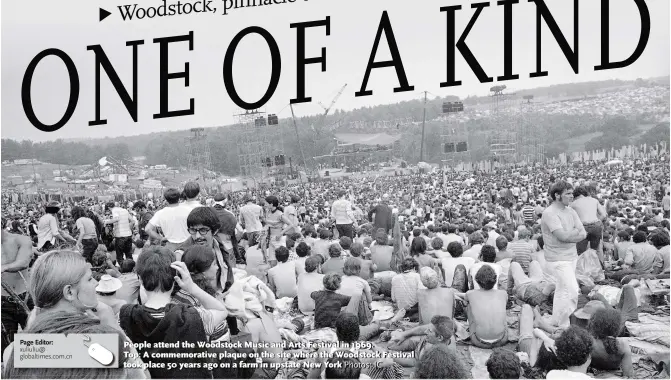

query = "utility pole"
[
  {"left": 31, "top": 158, "right": 38, "bottom": 190},
  {"left": 290, "top": 104, "right": 308, "bottom": 176},
  {"left": 419, "top": 91, "right": 427, "bottom": 162}
]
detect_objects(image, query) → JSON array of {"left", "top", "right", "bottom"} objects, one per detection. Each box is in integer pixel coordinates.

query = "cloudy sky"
[{"left": 2, "top": 0, "right": 669, "bottom": 141}]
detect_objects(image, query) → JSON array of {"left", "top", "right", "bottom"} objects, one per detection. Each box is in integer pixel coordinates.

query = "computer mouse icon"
[{"left": 88, "top": 343, "right": 114, "bottom": 366}]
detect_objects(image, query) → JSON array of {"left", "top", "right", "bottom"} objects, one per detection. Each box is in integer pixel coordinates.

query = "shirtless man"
[
  {"left": 1, "top": 226, "right": 34, "bottom": 355},
  {"left": 458, "top": 265, "right": 508, "bottom": 349},
  {"left": 417, "top": 267, "right": 454, "bottom": 323}
]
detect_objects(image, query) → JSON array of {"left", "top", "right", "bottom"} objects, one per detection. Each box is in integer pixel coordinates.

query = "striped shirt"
[
  {"left": 172, "top": 290, "right": 230, "bottom": 341},
  {"left": 391, "top": 272, "right": 423, "bottom": 311},
  {"left": 522, "top": 206, "right": 535, "bottom": 222},
  {"left": 508, "top": 240, "right": 534, "bottom": 274},
  {"left": 111, "top": 207, "right": 133, "bottom": 237},
  {"left": 331, "top": 199, "right": 354, "bottom": 225}
]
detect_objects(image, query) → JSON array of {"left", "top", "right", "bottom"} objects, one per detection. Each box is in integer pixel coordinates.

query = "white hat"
[{"left": 96, "top": 275, "right": 122, "bottom": 293}]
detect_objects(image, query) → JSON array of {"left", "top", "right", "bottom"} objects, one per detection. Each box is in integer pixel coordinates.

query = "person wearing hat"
[
  {"left": 37, "top": 201, "right": 75, "bottom": 252},
  {"left": 96, "top": 274, "right": 126, "bottom": 317},
  {"left": 570, "top": 300, "right": 606, "bottom": 329}
]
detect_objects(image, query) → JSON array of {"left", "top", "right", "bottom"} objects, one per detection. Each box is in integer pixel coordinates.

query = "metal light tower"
[{"left": 186, "top": 128, "right": 212, "bottom": 180}]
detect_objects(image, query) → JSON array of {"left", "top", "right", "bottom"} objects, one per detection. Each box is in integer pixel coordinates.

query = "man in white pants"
[{"left": 541, "top": 180, "right": 587, "bottom": 329}]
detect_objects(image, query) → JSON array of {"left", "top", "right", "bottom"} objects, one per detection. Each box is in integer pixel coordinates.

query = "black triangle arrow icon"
[{"left": 100, "top": 8, "right": 111, "bottom": 22}]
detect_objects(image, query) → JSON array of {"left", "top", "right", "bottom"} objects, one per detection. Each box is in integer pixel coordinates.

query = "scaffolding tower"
[
  {"left": 488, "top": 86, "right": 518, "bottom": 164},
  {"left": 186, "top": 128, "right": 212, "bottom": 180},
  {"left": 441, "top": 121, "right": 470, "bottom": 170},
  {"left": 517, "top": 96, "right": 546, "bottom": 164},
  {"left": 235, "top": 110, "right": 285, "bottom": 178}
]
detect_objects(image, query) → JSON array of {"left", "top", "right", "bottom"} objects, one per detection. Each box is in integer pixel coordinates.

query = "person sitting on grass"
[
  {"left": 414, "top": 344, "right": 470, "bottom": 379},
  {"left": 349, "top": 242, "right": 376, "bottom": 280},
  {"left": 322, "top": 244, "right": 346, "bottom": 275},
  {"left": 469, "top": 245, "right": 502, "bottom": 290},
  {"left": 486, "top": 348, "right": 522, "bottom": 379},
  {"left": 294, "top": 241, "right": 311, "bottom": 277},
  {"left": 308, "top": 313, "right": 399, "bottom": 379},
  {"left": 387, "top": 315, "right": 457, "bottom": 367},
  {"left": 456, "top": 265, "right": 508, "bottom": 349},
  {"left": 267, "top": 246, "right": 298, "bottom": 298},
  {"left": 417, "top": 267, "right": 454, "bottom": 323},
  {"left": 546, "top": 326, "right": 594, "bottom": 379},
  {"left": 586, "top": 307, "right": 634, "bottom": 378},
  {"left": 311, "top": 273, "right": 352, "bottom": 329}
]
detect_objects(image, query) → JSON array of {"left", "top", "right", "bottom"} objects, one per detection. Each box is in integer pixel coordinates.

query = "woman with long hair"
[
  {"left": 263, "top": 195, "right": 294, "bottom": 266},
  {"left": 2, "top": 250, "right": 148, "bottom": 378},
  {"left": 587, "top": 308, "right": 633, "bottom": 377},
  {"left": 3, "top": 311, "right": 146, "bottom": 379},
  {"left": 71, "top": 206, "right": 99, "bottom": 263}
]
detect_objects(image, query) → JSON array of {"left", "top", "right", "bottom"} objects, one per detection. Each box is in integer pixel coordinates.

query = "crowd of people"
[{"left": 1, "top": 152, "right": 670, "bottom": 379}]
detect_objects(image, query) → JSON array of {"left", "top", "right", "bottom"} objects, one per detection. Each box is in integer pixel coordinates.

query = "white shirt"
[
  {"left": 111, "top": 207, "right": 133, "bottom": 238},
  {"left": 463, "top": 244, "right": 483, "bottom": 261},
  {"left": 546, "top": 370, "right": 592, "bottom": 380},
  {"left": 239, "top": 203, "right": 264, "bottom": 233},
  {"left": 441, "top": 257, "right": 475, "bottom": 285},
  {"left": 469, "top": 262, "right": 502, "bottom": 290},
  {"left": 148, "top": 206, "right": 191, "bottom": 243},
  {"left": 37, "top": 214, "right": 59, "bottom": 249}
]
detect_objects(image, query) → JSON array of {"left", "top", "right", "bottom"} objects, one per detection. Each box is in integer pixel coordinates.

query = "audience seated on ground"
[
  {"left": 387, "top": 315, "right": 456, "bottom": 367},
  {"left": 458, "top": 265, "right": 508, "bottom": 349},
  {"left": 267, "top": 246, "right": 298, "bottom": 298},
  {"left": 469, "top": 244, "right": 502, "bottom": 290},
  {"left": 417, "top": 267, "right": 454, "bottom": 323},
  {"left": 297, "top": 256, "right": 325, "bottom": 315},
  {"left": 414, "top": 344, "right": 470, "bottom": 379}
]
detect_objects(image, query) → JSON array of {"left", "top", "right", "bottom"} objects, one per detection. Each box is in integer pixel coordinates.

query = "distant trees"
[
  {"left": 637, "top": 122, "right": 670, "bottom": 146},
  {"left": 0, "top": 139, "right": 133, "bottom": 165}
]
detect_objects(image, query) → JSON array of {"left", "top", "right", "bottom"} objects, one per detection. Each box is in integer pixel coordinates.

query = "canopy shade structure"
[{"left": 334, "top": 133, "right": 402, "bottom": 146}]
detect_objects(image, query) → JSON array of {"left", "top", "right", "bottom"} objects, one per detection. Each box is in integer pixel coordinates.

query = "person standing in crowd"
[
  {"left": 104, "top": 201, "right": 135, "bottom": 265},
  {"left": 264, "top": 195, "right": 295, "bottom": 266},
  {"left": 132, "top": 201, "right": 153, "bottom": 242},
  {"left": 368, "top": 194, "right": 393, "bottom": 234},
  {"left": 212, "top": 193, "right": 245, "bottom": 265},
  {"left": 180, "top": 182, "right": 203, "bottom": 211},
  {"left": 284, "top": 195, "right": 301, "bottom": 236},
  {"left": 145, "top": 188, "right": 191, "bottom": 253},
  {"left": 37, "top": 201, "right": 75, "bottom": 251},
  {"left": 331, "top": 190, "right": 357, "bottom": 239},
  {"left": 571, "top": 185, "right": 607, "bottom": 255},
  {"left": 238, "top": 194, "right": 265, "bottom": 245},
  {"left": 70, "top": 206, "right": 98, "bottom": 264},
  {"left": 541, "top": 180, "right": 587, "bottom": 329}
]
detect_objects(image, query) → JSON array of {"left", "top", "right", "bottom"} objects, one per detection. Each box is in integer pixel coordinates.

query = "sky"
[{"left": 2, "top": 0, "right": 669, "bottom": 142}]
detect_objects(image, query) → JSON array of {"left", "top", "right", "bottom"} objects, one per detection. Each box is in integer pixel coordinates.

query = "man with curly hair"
[
  {"left": 486, "top": 348, "right": 521, "bottom": 379},
  {"left": 546, "top": 326, "right": 593, "bottom": 379}
]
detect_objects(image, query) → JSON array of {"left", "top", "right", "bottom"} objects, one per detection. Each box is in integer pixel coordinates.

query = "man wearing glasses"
[{"left": 540, "top": 181, "right": 587, "bottom": 330}]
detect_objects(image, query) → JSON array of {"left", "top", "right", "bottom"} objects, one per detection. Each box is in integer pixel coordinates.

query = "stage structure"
[
  {"left": 81, "top": 156, "right": 142, "bottom": 180},
  {"left": 235, "top": 110, "right": 286, "bottom": 178},
  {"left": 441, "top": 101, "right": 469, "bottom": 169},
  {"left": 488, "top": 86, "right": 518, "bottom": 164},
  {"left": 313, "top": 133, "right": 402, "bottom": 172},
  {"left": 517, "top": 95, "right": 546, "bottom": 164},
  {"left": 186, "top": 128, "right": 213, "bottom": 180}
]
